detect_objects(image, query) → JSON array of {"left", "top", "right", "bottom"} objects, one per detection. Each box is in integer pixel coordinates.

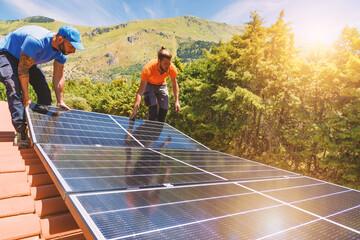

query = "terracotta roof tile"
[
  {"left": 31, "top": 184, "right": 60, "bottom": 200},
  {"left": 28, "top": 173, "right": 53, "bottom": 187},
  {"left": 0, "top": 171, "right": 28, "bottom": 184},
  {"left": 19, "top": 236, "right": 40, "bottom": 240},
  {"left": 0, "top": 161, "right": 26, "bottom": 173},
  {"left": 40, "top": 213, "right": 82, "bottom": 239},
  {"left": 35, "top": 196, "right": 69, "bottom": 217},
  {"left": 26, "top": 164, "right": 47, "bottom": 175},
  {"left": 0, "top": 177, "right": 30, "bottom": 199},
  {"left": 0, "top": 132, "right": 15, "bottom": 142},
  {"left": 0, "top": 101, "right": 83, "bottom": 239},
  {"left": 24, "top": 158, "right": 42, "bottom": 166},
  {"left": 0, "top": 214, "right": 41, "bottom": 240},
  {"left": 0, "top": 196, "right": 34, "bottom": 218}
]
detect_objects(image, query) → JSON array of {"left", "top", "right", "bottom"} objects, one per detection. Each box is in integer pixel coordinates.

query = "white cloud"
[
  {"left": 212, "top": 0, "right": 287, "bottom": 25},
  {"left": 4, "top": 0, "right": 122, "bottom": 26},
  {"left": 121, "top": 0, "right": 130, "bottom": 14},
  {"left": 145, "top": 7, "right": 156, "bottom": 19}
]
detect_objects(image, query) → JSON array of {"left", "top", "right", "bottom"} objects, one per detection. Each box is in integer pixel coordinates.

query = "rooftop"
[{"left": 0, "top": 101, "right": 84, "bottom": 240}]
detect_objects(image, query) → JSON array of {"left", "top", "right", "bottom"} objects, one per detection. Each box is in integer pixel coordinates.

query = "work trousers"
[
  {"left": 0, "top": 51, "right": 51, "bottom": 132},
  {"left": 144, "top": 82, "right": 169, "bottom": 122}
]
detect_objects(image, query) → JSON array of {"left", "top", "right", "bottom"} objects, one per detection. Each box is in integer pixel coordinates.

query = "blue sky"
[{"left": 1, "top": 0, "right": 360, "bottom": 44}]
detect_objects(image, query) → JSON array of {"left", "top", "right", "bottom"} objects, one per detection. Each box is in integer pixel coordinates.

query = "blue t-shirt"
[{"left": 0, "top": 25, "right": 67, "bottom": 65}]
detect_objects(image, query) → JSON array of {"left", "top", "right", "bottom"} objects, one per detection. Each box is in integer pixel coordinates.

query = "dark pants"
[
  {"left": 144, "top": 82, "right": 169, "bottom": 122},
  {"left": 0, "top": 52, "right": 51, "bottom": 132}
]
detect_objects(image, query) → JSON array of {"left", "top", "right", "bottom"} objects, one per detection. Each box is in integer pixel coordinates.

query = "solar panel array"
[{"left": 26, "top": 104, "right": 360, "bottom": 240}]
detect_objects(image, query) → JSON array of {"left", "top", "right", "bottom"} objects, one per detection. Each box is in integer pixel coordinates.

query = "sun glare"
[
  {"left": 301, "top": 23, "right": 336, "bottom": 45},
  {"left": 292, "top": 3, "right": 343, "bottom": 46}
]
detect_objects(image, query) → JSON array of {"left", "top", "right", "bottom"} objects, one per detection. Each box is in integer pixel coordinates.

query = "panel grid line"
[
  {"left": 108, "top": 115, "right": 145, "bottom": 147},
  {"left": 257, "top": 204, "right": 360, "bottom": 240},
  {"left": 149, "top": 148, "right": 228, "bottom": 181},
  {"left": 68, "top": 176, "right": 308, "bottom": 197},
  {"left": 110, "top": 203, "right": 287, "bottom": 240},
  {"left": 234, "top": 183, "right": 360, "bottom": 235},
  {"left": 87, "top": 182, "right": 328, "bottom": 216},
  {"left": 165, "top": 122, "right": 210, "bottom": 150},
  {"left": 37, "top": 144, "right": 72, "bottom": 191},
  {"left": 146, "top": 149, "right": 360, "bottom": 236}
]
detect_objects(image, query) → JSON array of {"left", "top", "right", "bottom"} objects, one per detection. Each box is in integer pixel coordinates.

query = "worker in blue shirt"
[{"left": 0, "top": 25, "right": 85, "bottom": 149}]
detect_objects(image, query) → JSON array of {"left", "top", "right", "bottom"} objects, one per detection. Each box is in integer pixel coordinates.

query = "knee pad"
[
  {"left": 157, "top": 108, "right": 168, "bottom": 122},
  {"left": 148, "top": 105, "right": 158, "bottom": 121}
]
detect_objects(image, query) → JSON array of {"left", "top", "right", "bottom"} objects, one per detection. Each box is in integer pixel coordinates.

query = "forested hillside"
[
  {"left": 0, "top": 11, "right": 359, "bottom": 190},
  {"left": 0, "top": 15, "right": 243, "bottom": 81}
]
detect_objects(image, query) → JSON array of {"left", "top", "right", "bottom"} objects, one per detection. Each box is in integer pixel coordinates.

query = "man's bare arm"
[
  {"left": 130, "top": 80, "right": 147, "bottom": 119},
  {"left": 53, "top": 60, "right": 70, "bottom": 109},
  {"left": 18, "top": 51, "right": 34, "bottom": 107},
  {"left": 171, "top": 77, "right": 180, "bottom": 112}
]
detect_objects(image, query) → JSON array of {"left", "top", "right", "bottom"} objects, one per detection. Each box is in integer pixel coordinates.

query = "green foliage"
[
  {"left": 59, "top": 76, "right": 147, "bottom": 119},
  {"left": 172, "top": 56, "right": 183, "bottom": 72},
  {"left": 177, "top": 40, "right": 219, "bottom": 62},
  {"left": 168, "top": 11, "right": 360, "bottom": 190},
  {"left": 26, "top": 16, "right": 55, "bottom": 23},
  {"left": 0, "top": 84, "right": 6, "bottom": 101},
  {"left": 63, "top": 94, "right": 92, "bottom": 111}
]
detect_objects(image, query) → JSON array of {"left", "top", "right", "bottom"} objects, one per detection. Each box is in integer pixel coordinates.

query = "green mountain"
[{"left": 0, "top": 16, "right": 244, "bottom": 81}]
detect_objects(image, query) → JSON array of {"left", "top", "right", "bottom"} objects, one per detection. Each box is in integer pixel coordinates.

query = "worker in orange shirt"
[{"left": 130, "top": 46, "right": 180, "bottom": 122}]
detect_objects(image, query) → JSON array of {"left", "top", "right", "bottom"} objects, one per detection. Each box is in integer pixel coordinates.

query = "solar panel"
[
  {"left": 36, "top": 143, "right": 221, "bottom": 193},
  {"left": 154, "top": 148, "right": 300, "bottom": 182},
  {"left": 27, "top": 104, "right": 208, "bottom": 150},
  {"left": 25, "top": 104, "right": 360, "bottom": 239},
  {"left": 67, "top": 178, "right": 360, "bottom": 239},
  {"left": 111, "top": 115, "right": 208, "bottom": 150}
]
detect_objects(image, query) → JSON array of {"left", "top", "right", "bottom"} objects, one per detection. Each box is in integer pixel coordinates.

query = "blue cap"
[{"left": 58, "top": 25, "right": 85, "bottom": 50}]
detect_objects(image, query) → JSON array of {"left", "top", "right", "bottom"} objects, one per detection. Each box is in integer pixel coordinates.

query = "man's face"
[
  {"left": 159, "top": 58, "right": 171, "bottom": 73},
  {"left": 59, "top": 38, "right": 76, "bottom": 55}
]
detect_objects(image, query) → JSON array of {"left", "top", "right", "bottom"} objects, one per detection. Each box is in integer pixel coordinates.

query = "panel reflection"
[
  {"left": 28, "top": 104, "right": 207, "bottom": 149},
  {"left": 72, "top": 184, "right": 318, "bottom": 239},
  {"left": 39, "top": 144, "right": 218, "bottom": 192},
  {"left": 115, "top": 116, "right": 207, "bottom": 150}
]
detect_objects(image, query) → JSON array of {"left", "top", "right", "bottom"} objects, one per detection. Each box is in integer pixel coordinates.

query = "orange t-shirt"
[{"left": 141, "top": 59, "right": 178, "bottom": 85}]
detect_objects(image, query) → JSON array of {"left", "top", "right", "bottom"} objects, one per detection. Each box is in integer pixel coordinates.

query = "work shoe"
[{"left": 13, "top": 129, "right": 29, "bottom": 149}]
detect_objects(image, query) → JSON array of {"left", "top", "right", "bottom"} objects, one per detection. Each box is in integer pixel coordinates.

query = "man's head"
[
  {"left": 57, "top": 25, "right": 84, "bottom": 55},
  {"left": 157, "top": 46, "right": 172, "bottom": 73}
]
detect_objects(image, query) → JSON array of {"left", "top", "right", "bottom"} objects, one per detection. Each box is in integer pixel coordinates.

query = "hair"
[{"left": 158, "top": 46, "right": 172, "bottom": 60}]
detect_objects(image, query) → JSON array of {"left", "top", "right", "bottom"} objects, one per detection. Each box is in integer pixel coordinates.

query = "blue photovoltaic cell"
[
  {"left": 241, "top": 177, "right": 323, "bottom": 191},
  {"left": 37, "top": 144, "right": 222, "bottom": 192},
  {"left": 293, "top": 190, "right": 360, "bottom": 217},
  {"left": 263, "top": 183, "right": 349, "bottom": 203},
  {"left": 328, "top": 206, "right": 360, "bottom": 231},
  {"left": 155, "top": 148, "right": 299, "bottom": 182},
  {"left": 111, "top": 115, "right": 208, "bottom": 150},
  {"left": 28, "top": 104, "right": 139, "bottom": 147},
  {"left": 69, "top": 183, "right": 319, "bottom": 240},
  {"left": 263, "top": 220, "right": 360, "bottom": 240},
  {"left": 28, "top": 104, "right": 207, "bottom": 150}
]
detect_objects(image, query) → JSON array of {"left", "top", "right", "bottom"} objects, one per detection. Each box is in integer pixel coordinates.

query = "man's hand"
[
  {"left": 57, "top": 101, "right": 71, "bottom": 110},
  {"left": 175, "top": 101, "right": 180, "bottom": 113},
  {"left": 23, "top": 95, "right": 31, "bottom": 108},
  {"left": 130, "top": 107, "right": 138, "bottom": 120}
]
